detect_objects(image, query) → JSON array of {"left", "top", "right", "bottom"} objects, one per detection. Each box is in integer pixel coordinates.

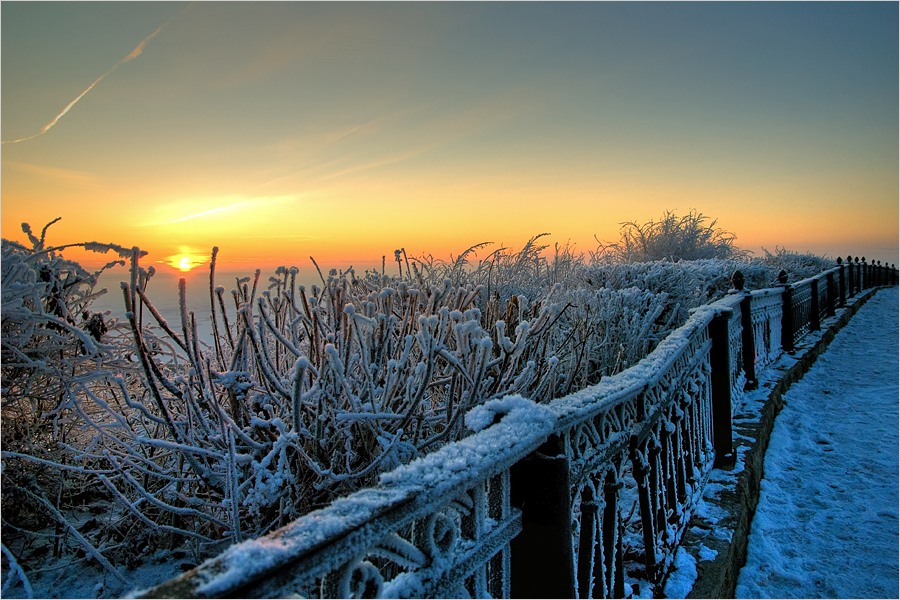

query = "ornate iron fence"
[
  {"left": 741, "top": 288, "right": 783, "bottom": 385},
  {"left": 143, "top": 259, "right": 897, "bottom": 599}
]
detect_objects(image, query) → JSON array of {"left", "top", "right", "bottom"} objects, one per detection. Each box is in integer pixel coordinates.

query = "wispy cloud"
[
  {"left": 259, "top": 90, "right": 553, "bottom": 189},
  {"left": 145, "top": 200, "right": 254, "bottom": 226},
  {"left": 3, "top": 160, "right": 102, "bottom": 188},
  {"left": 143, "top": 195, "right": 304, "bottom": 227},
  {"left": 1, "top": 4, "right": 192, "bottom": 146}
]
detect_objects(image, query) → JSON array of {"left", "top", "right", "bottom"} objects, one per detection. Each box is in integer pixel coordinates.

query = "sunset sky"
[{"left": 3, "top": 2, "right": 898, "bottom": 278}]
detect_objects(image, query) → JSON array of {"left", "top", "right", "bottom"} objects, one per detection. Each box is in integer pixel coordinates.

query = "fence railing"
[{"left": 144, "top": 258, "right": 897, "bottom": 599}]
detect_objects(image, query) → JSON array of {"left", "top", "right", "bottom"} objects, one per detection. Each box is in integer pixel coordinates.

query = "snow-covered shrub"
[
  {"left": 0, "top": 221, "right": 136, "bottom": 451},
  {"left": 578, "top": 252, "right": 836, "bottom": 333},
  {"left": 595, "top": 209, "right": 750, "bottom": 263},
  {"left": 0, "top": 222, "right": 845, "bottom": 591},
  {"left": 759, "top": 246, "right": 834, "bottom": 280},
  {"left": 1, "top": 221, "right": 141, "bottom": 584}
]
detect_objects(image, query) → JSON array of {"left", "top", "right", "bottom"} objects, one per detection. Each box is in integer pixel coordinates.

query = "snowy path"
[{"left": 735, "top": 287, "right": 899, "bottom": 599}]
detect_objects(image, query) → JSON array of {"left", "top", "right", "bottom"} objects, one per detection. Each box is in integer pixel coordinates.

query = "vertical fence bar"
[
  {"left": 739, "top": 292, "right": 757, "bottom": 389},
  {"left": 487, "top": 471, "right": 511, "bottom": 599},
  {"left": 809, "top": 278, "right": 820, "bottom": 332},
  {"left": 510, "top": 435, "right": 575, "bottom": 599},
  {"left": 602, "top": 462, "right": 625, "bottom": 599},
  {"left": 731, "top": 271, "right": 756, "bottom": 389},
  {"left": 847, "top": 256, "right": 855, "bottom": 298},
  {"left": 862, "top": 258, "right": 869, "bottom": 289},
  {"left": 838, "top": 258, "right": 846, "bottom": 307},
  {"left": 859, "top": 258, "right": 864, "bottom": 293},
  {"left": 709, "top": 310, "right": 734, "bottom": 466},
  {"left": 780, "top": 272, "right": 794, "bottom": 353},
  {"left": 630, "top": 437, "right": 658, "bottom": 582},
  {"left": 576, "top": 485, "right": 598, "bottom": 599},
  {"left": 826, "top": 271, "right": 835, "bottom": 317},
  {"left": 860, "top": 258, "right": 865, "bottom": 289}
]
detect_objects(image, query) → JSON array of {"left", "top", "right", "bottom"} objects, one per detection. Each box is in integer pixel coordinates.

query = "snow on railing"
[{"left": 142, "top": 259, "right": 896, "bottom": 599}]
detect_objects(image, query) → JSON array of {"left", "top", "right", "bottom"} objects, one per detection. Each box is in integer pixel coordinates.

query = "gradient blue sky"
[{"left": 3, "top": 2, "right": 897, "bottom": 273}]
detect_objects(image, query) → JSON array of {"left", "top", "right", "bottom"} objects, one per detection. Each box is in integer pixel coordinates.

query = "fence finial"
[
  {"left": 778, "top": 270, "right": 788, "bottom": 285},
  {"left": 837, "top": 256, "right": 843, "bottom": 265},
  {"left": 730, "top": 270, "right": 745, "bottom": 292}
]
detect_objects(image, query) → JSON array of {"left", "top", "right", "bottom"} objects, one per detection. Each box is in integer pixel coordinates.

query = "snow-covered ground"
[{"left": 735, "top": 287, "right": 899, "bottom": 599}]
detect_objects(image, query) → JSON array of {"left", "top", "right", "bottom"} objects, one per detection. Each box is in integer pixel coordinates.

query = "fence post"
[
  {"left": 860, "top": 258, "right": 865, "bottom": 292},
  {"left": 855, "top": 257, "right": 862, "bottom": 294},
  {"left": 837, "top": 258, "right": 846, "bottom": 307},
  {"left": 709, "top": 310, "right": 734, "bottom": 467},
  {"left": 810, "top": 278, "right": 820, "bottom": 332},
  {"left": 602, "top": 464, "right": 625, "bottom": 598},
  {"left": 779, "top": 271, "right": 794, "bottom": 353},
  {"left": 846, "top": 256, "right": 854, "bottom": 298},
  {"left": 732, "top": 271, "right": 757, "bottom": 390},
  {"left": 877, "top": 261, "right": 883, "bottom": 286},
  {"left": 862, "top": 257, "right": 869, "bottom": 289},
  {"left": 509, "top": 435, "right": 575, "bottom": 599},
  {"left": 825, "top": 271, "right": 835, "bottom": 317}
]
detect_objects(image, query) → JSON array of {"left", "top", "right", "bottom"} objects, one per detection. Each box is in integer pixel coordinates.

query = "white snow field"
[{"left": 735, "top": 287, "right": 899, "bottom": 599}]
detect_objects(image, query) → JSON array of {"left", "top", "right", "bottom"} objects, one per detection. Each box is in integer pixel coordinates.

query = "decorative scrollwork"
[
  {"left": 348, "top": 561, "right": 384, "bottom": 599},
  {"left": 419, "top": 511, "right": 460, "bottom": 562},
  {"left": 792, "top": 282, "right": 813, "bottom": 340},
  {"left": 751, "top": 291, "right": 783, "bottom": 369},
  {"left": 321, "top": 558, "right": 384, "bottom": 599}
]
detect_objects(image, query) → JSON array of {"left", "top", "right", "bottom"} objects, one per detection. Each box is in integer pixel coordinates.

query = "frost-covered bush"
[
  {"left": 595, "top": 210, "right": 750, "bottom": 263},
  {"left": 0, "top": 221, "right": 136, "bottom": 449},
  {"left": 759, "top": 246, "right": 833, "bottom": 281},
  {"left": 1, "top": 221, "right": 141, "bottom": 585},
  {"left": 0, "top": 222, "right": 843, "bottom": 591},
  {"left": 578, "top": 252, "right": 836, "bottom": 331}
]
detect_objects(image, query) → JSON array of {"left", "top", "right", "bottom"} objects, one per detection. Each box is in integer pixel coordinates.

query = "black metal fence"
[{"left": 143, "top": 258, "right": 897, "bottom": 599}]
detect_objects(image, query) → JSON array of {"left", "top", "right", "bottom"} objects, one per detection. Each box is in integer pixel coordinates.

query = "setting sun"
[{"left": 178, "top": 257, "right": 192, "bottom": 271}]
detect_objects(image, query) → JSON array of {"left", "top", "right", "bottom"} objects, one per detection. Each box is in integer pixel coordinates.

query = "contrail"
[
  {"left": 2, "top": 4, "right": 192, "bottom": 145},
  {"left": 146, "top": 200, "right": 254, "bottom": 226}
]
